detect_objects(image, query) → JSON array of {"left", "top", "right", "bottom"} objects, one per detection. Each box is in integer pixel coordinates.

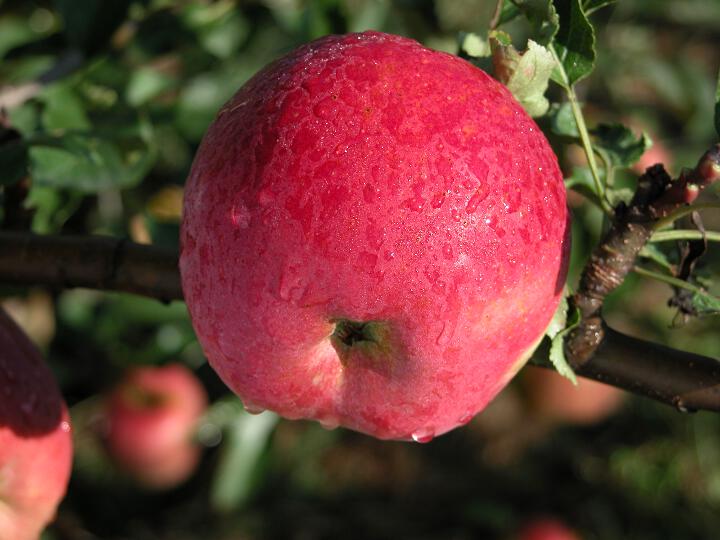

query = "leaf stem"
[
  {"left": 651, "top": 229, "right": 720, "bottom": 243},
  {"left": 549, "top": 44, "right": 613, "bottom": 215},
  {"left": 653, "top": 202, "right": 720, "bottom": 230},
  {"left": 632, "top": 265, "right": 703, "bottom": 293}
]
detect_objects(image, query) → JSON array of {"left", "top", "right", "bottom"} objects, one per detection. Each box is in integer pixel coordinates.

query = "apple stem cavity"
[{"left": 330, "top": 319, "right": 394, "bottom": 368}]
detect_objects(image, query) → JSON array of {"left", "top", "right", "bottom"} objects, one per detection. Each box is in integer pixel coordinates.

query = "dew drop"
[
  {"left": 458, "top": 412, "right": 473, "bottom": 425},
  {"left": 465, "top": 187, "right": 488, "bottom": 214},
  {"left": 383, "top": 250, "right": 395, "bottom": 261},
  {"left": 60, "top": 420, "right": 71, "bottom": 433},
  {"left": 402, "top": 195, "right": 425, "bottom": 212},
  {"left": 319, "top": 417, "right": 340, "bottom": 430},
  {"left": 244, "top": 403, "right": 266, "bottom": 415},
  {"left": 411, "top": 429, "right": 435, "bottom": 443}
]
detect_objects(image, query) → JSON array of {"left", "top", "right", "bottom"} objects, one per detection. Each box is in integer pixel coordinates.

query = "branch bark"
[{"left": 0, "top": 232, "right": 181, "bottom": 302}]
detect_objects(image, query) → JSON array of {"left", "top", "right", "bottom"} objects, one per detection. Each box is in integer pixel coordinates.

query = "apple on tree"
[
  {"left": 515, "top": 518, "right": 582, "bottom": 540},
  {"left": 0, "top": 308, "right": 73, "bottom": 540},
  {"left": 180, "top": 31, "right": 569, "bottom": 441},
  {"left": 103, "top": 363, "right": 208, "bottom": 489}
]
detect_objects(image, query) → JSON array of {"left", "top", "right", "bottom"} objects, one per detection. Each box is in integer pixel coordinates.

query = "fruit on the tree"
[
  {"left": 516, "top": 518, "right": 582, "bottom": 540},
  {"left": 104, "top": 364, "right": 208, "bottom": 489},
  {"left": 0, "top": 308, "right": 73, "bottom": 540},
  {"left": 180, "top": 31, "right": 569, "bottom": 441},
  {"left": 523, "top": 366, "right": 624, "bottom": 425}
]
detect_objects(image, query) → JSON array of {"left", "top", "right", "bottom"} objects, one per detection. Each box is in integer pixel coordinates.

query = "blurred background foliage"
[{"left": 0, "top": 0, "right": 719, "bottom": 539}]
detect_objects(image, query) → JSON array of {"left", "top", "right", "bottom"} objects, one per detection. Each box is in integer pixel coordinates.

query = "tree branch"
[
  {"left": 566, "top": 144, "right": 720, "bottom": 367},
  {"left": 0, "top": 232, "right": 181, "bottom": 302}
]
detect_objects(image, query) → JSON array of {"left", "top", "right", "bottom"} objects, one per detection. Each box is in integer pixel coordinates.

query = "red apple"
[
  {"left": 180, "top": 31, "right": 569, "bottom": 441},
  {"left": 0, "top": 308, "right": 73, "bottom": 540},
  {"left": 523, "top": 366, "right": 625, "bottom": 425},
  {"left": 104, "top": 364, "right": 208, "bottom": 489},
  {"left": 516, "top": 518, "right": 582, "bottom": 540}
]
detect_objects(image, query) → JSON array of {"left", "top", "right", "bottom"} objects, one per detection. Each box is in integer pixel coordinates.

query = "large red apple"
[
  {"left": 180, "top": 31, "right": 569, "bottom": 441},
  {"left": 0, "top": 308, "right": 73, "bottom": 540},
  {"left": 104, "top": 364, "right": 208, "bottom": 489}
]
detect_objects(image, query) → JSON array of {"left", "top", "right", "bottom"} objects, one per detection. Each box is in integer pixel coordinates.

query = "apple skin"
[
  {"left": 180, "top": 31, "right": 569, "bottom": 441},
  {"left": 104, "top": 364, "right": 208, "bottom": 489},
  {"left": 523, "top": 366, "right": 624, "bottom": 425},
  {"left": 516, "top": 518, "right": 582, "bottom": 540},
  {"left": 0, "top": 308, "right": 73, "bottom": 540}
]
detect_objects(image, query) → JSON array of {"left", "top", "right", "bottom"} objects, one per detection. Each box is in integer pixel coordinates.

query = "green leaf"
[
  {"left": 210, "top": 403, "right": 278, "bottom": 512},
  {"left": 591, "top": 123, "right": 652, "bottom": 169},
  {"left": 548, "top": 101, "right": 579, "bottom": 137},
  {"left": 548, "top": 302, "right": 579, "bottom": 384},
  {"left": 126, "top": 68, "right": 175, "bottom": 107},
  {"left": 552, "top": 0, "right": 596, "bottom": 85},
  {"left": 715, "top": 67, "right": 720, "bottom": 138},
  {"left": 28, "top": 127, "right": 155, "bottom": 193},
  {"left": 40, "top": 84, "right": 91, "bottom": 131},
  {"left": 691, "top": 290, "right": 720, "bottom": 316},
  {"left": 492, "top": 38, "right": 556, "bottom": 117},
  {"left": 513, "top": 0, "right": 559, "bottom": 45},
  {"left": 564, "top": 166, "right": 604, "bottom": 206},
  {"left": 460, "top": 32, "right": 491, "bottom": 58},
  {"left": 545, "top": 293, "right": 569, "bottom": 339}
]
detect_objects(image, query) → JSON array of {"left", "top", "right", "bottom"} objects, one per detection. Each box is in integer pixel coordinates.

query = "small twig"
[
  {"left": 565, "top": 144, "right": 720, "bottom": 369},
  {"left": 0, "top": 232, "right": 181, "bottom": 301}
]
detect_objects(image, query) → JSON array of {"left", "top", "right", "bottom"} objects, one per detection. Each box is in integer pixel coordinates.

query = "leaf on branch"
[
  {"left": 459, "top": 32, "right": 491, "bottom": 58},
  {"left": 548, "top": 297, "right": 579, "bottom": 385},
  {"left": 552, "top": 0, "right": 596, "bottom": 85},
  {"left": 548, "top": 101, "right": 579, "bottom": 137},
  {"left": 564, "top": 166, "right": 605, "bottom": 206},
  {"left": 512, "top": 0, "right": 559, "bottom": 45},
  {"left": 689, "top": 290, "right": 720, "bottom": 316},
  {"left": 28, "top": 125, "right": 156, "bottom": 193},
  {"left": 591, "top": 123, "right": 653, "bottom": 169},
  {"left": 491, "top": 35, "right": 556, "bottom": 117}
]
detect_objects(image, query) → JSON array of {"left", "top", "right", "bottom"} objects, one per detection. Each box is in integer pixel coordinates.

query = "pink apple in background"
[
  {"left": 180, "top": 31, "right": 569, "bottom": 441},
  {"left": 0, "top": 308, "right": 73, "bottom": 540},
  {"left": 104, "top": 364, "right": 208, "bottom": 489},
  {"left": 523, "top": 366, "right": 625, "bottom": 425},
  {"left": 516, "top": 518, "right": 582, "bottom": 540}
]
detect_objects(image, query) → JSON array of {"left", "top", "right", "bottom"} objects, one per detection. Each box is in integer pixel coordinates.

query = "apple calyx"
[{"left": 330, "top": 319, "right": 395, "bottom": 370}]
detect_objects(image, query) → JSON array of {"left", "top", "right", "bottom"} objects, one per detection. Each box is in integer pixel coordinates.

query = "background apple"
[
  {"left": 522, "top": 366, "right": 625, "bottom": 425},
  {"left": 515, "top": 518, "right": 582, "bottom": 540},
  {"left": 180, "top": 31, "right": 569, "bottom": 441},
  {"left": 0, "top": 308, "right": 72, "bottom": 540},
  {"left": 103, "top": 363, "right": 208, "bottom": 489}
]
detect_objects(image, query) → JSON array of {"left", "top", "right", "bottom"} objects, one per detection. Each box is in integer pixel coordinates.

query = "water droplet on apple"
[
  {"left": 60, "top": 420, "right": 71, "bottom": 433},
  {"left": 430, "top": 192, "right": 445, "bottom": 208},
  {"left": 411, "top": 429, "right": 435, "bottom": 443},
  {"left": 402, "top": 195, "right": 425, "bottom": 212},
  {"left": 458, "top": 412, "right": 473, "bottom": 425},
  {"left": 383, "top": 250, "right": 395, "bottom": 261},
  {"left": 319, "top": 417, "right": 339, "bottom": 430},
  {"left": 243, "top": 402, "right": 266, "bottom": 415},
  {"left": 465, "top": 187, "right": 487, "bottom": 214}
]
